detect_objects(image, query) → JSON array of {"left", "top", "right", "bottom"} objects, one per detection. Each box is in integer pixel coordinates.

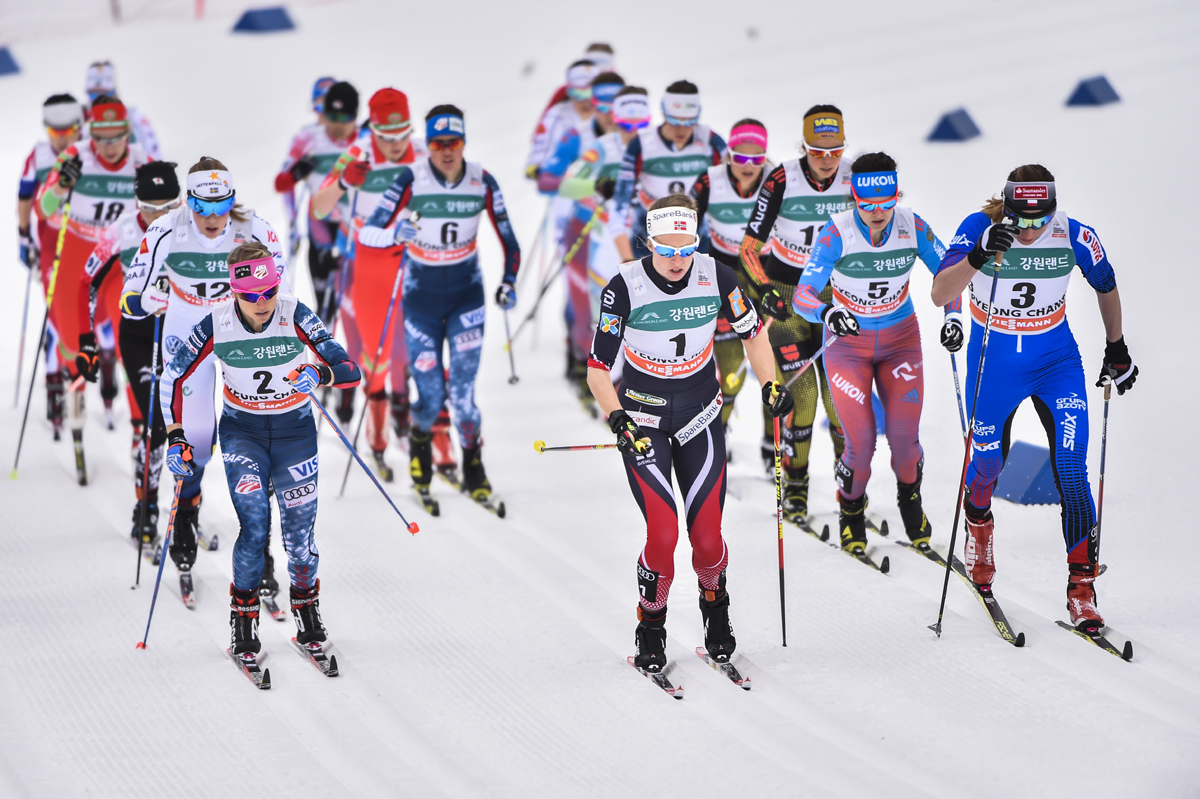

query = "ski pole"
[
  {"left": 515, "top": 197, "right": 551, "bottom": 296},
  {"left": 1093, "top": 380, "right": 1113, "bottom": 560},
  {"left": 533, "top": 439, "right": 617, "bottom": 453},
  {"left": 13, "top": 188, "right": 73, "bottom": 479},
  {"left": 930, "top": 253, "right": 1003, "bottom": 638},
  {"left": 509, "top": 205, "right": 604, "bottom": 346},
  {"left": 339, "top": 236, "right": 411, "bottom": 498},
  {"left": 134, "top": 315, "right": 162, "bottom": 587},
  {"left": 135, "top": 478, "right": 181, "bottom": 649},
  {"left": 307, "top": 387, "right": 418, "bottom": 534},
  {"left": 13, "top": 257, "right": 35, "bottom": 407},
  {"left": 950, "top": 352, "right": 968, "bottom": 441},
  {"left": 502, "top": 308, "right": 519, "bottom": 384},
  {"left": 785, "top": 336, "right": 837, "bottom": 389},
  {"left": 773, "top": 412, "right": 787, "bottom": 647}
]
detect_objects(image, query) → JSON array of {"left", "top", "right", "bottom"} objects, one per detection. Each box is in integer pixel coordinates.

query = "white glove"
[
  {"left": 357, "top": 225, "right": 395, "bottom": 249},
  {"left": 141, "top": 276, "right": 170, "bottom": 316},
  {"left": 395, "top": 218, "right": 420, "bottom": 243}
]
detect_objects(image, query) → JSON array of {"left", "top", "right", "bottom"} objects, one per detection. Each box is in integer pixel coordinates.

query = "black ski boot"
[
  {"left": 169, "top": 493, "right": 201, "bottom": 570},
  {"left": 335, "top": 388, "right": 355, "bottom": 425},
  {"left": 47, "top": 371, "right": 64, "bottom": 441},
  {"left": 99, "top": 348, "right": 118, "bottom": 429},
  {"left": 259, "top": 542, "right": 279, "bottom": 598},
  {"left": 290, "top": 579, "right": 327, "bottom": 646},
  {"left": 131, "top": 495, "right": 159, "bottom": 544},
  {"left": 409, "top": 427, "right": 434, "bottom": 487},
  {"left": 897, "top": 476, "right": 933, "bottom": 548},
  {"left": 838, "top": 492, "right": 868, "bottom": 553},
  {"left": 781, "top": 466, "right": 809, "bottom": 522},
  {"left": 633, "top": 606, "right": 667, "bottom": 673},
  {"left": 461, "top": 444, "right": 492, "bottom": 501},
  {"left": 230, "top": 585, "right": 262, "bottom": 657},
  {"left": 699, "top": 572, "right": 736, "bottom": 663},
  {"left": 391, "top": 392, "right": 411, "bottom": 438}
]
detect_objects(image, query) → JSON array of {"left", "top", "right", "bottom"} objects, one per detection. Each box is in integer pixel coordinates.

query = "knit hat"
[
  {"left": 135, "top": 161, "right": 180, "bottom": 202},
  {"left": 369, "top": 88, "right": 412, "bottom": 133},
  {"left": 323, "top": 81, "right": 358, "bottom": 122}
]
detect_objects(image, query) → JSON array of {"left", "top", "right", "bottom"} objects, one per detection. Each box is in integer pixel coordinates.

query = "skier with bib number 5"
[
  {"left": 931, "top": 165, "right": 1137, "bottom": 632},
  {"left": 587, "top": 194, "right": 793, "bottom": 674},
  {"left": 160, "top": 241, "right": 361, "bottom": 664}
]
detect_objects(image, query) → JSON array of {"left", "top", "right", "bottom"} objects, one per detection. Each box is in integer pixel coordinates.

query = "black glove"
[
  {"left": 75, "top": 332, "right": 99, "bottom": 382},
  {"left": 1097, "top": 336, "right": 1137, "bottom": 395},
  {"left": 290, "top": 156, "right": 316, "bottom": 182},
  {"left": 595, "top": 177, "right": 616, "bottom": 201},
  {"left": 762, "top": 382, "right": 794, "bottom": 418},
  {"left": 608, "top": 410, "right": 651, "bottom": 457},
  {"left": 966, "top": 222, "right": 1018, "bottom": 269},
  {"left": 758, "top": 286, "right": 790, "bottom": 320},
  {"left": 821, "top": 305, "right": 859, "bottom": 337},
  {"left": 18, "top": 226, "right": 38, "bottom": 270},
  {"left": 58, "top": 156, "right": 83, "bottom": 190},
  {"left": 495, "top": 281, "right": 517, "bottom": 310},
  {"left": 940, "top": 319, "right": 964, "bottom": 352}
]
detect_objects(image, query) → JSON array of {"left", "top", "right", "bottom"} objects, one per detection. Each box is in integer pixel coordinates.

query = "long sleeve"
[
  {"left": 913, "top": 213, "right": 958, "bottom": 316},
  {"left": 791, "top": 220, "right": 843, "bottom": 323},
  {"left": 160, "top": 314, "right": 215, "bottom": 426},
  {"left": 482, "top": 170, "right": 521, "bottom": 283},
  {"left": 611, "top": 134, "right": 643, "bottom": 236},
  {"left": 364, "top": 166, "right": 416, "bottom": 229},
  {"left": 295, "top": 301, "right": 361, "bottom": 388},
  {"left": 739, "top": 165, "right": 787, "bottom": 285}
]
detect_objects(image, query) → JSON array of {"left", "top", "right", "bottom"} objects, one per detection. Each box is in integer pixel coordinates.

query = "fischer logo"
[
  {"left": 1056, "top": 393, "right": 1087, "bottom": 410},
  {"left": 831, "top": 373, "right": 865, "bottom": 405},
  {"left": 1061, "top": 413, "right": 1078, "bottom": 451}
]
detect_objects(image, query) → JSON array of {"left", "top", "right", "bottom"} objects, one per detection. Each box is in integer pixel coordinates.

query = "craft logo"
[
  {"left": 600, "top": 313, "right": 621, "bottom": 335},
  {"left": 235, "top": 474, "right": 262, "bottom": 494}
]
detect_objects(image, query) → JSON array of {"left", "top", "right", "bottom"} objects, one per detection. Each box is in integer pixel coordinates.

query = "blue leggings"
[
  {"left": 964, "top": 322, "right": 1096, "bottom": 563},
  {"left": 402, "top": 260, "right": 486, "bottom": 447},
  {"left": 219, "top": 406, "right": 320, "bottom": 591}
]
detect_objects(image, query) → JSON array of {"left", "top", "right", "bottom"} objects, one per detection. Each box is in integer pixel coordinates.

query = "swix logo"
[
  {"left": 1061, "top": 413, "right": 1077, "bottom": 451},
  {"left": 1056, "top": 393, "right": 1086, "bottom": 410},
  {"left": 831, "top": 373, "right": 865, "bottom": 405},
  {"left": 891, "top": 362, "right": 917, "bottom": 382},
  {"left": 780, "top": 344, "right": 800, "bottom": 363},
  {"left": 950, "top": 234, "right": 971, "bottom": 248},
  {"left": 602, "top": 289, "right": 616, "bottom": 307},
  {"left": 287, "top": 455, "right": 319, "bottom": 481}
]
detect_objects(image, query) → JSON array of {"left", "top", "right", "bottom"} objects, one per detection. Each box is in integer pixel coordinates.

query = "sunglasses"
[
  {"left": 616, "top": 119, "right": 650, "bottom": 131},
  {"left": 234, "top": 285, "right": 280, "bottom": 303},
  {"left": 648, "top": 235, "right": 700, "bottom": 259},
  {"left": 663, "top": 115, "right": 698, "bottom": 128},
  {"left": 324, "top": 111, "right": 355, "bottom": 124},
  {"left": 46, "top": 124, "right": 81, "bottom": 138},
  {"left": 1012, "top": 214, "right": 1052, "bottom": 230},
  {"left": 593, "top": 101, "right": 613, "bottom": 114},
  {"left": 567, "top": 87, "right": 592, "bottom": 102},
  {"left": 853, "top": 194, "right": 899, "bottom": 212},
  {"left": 428, "top": 138, "right": 464, "bottom": 152},
  {"left": 187, "top": 194, "right": 236, "bottom": 217},
  {"left": 137, "top": 198, "right": 181, "bottom": 214},
  {"left": 806, "top": 144, "right": 845, "bottom": 159},
  {"left": 93, "top": 130, "right": 129, "bottom": 145},
  {"left": 371, "top": 125, "right": 411, "bottom": 143},
  {"left": 730, "top": 152, "right": 766, "bottom": 166}
]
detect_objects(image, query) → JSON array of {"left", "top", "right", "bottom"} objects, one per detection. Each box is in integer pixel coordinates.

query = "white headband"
[
  {"left": 613, "top": 94, "right": 650, "bottom": 124},
  {"left": 186, "top": 168, "right": 235, "bottom": 199},
  {"left": 661, "top": 91, "right": 701, "bottom": 122},
  {"left": 566, "top": 62, "right": 600, "bottom": 90},
  {"left": 646, "top": 206, "right": 697, "bottom": 238},
  {"left": 44, "top": 101, "right": 83, "bottom": 128},
  {"left": 585, "top": 51, "right": 614, "bottom": 72}
]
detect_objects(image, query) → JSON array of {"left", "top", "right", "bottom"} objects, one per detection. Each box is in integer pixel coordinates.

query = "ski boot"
[
  {"left": 409, "top": 428, "right": 435, "bottom": 487},
  {"left": 699, "top": 572, "right": 736, "bottom": 663},
  {"left": 169, "top": 494, "right": 202, "bottom": 571},
  {"left": 838, "top": 492, "right": 868, "bottom": 554},
  {"left": 460, "top": 444, "right": 492, "bottom": 502},
  {"left": 47, "top": 371, "right": 64, "bottom": 441},
  {"left": 781, "top": 466, "right": 809, "bottom": 522},
  {"left": 99, "top": 347, "right": 118, "bottom": 430},
  {"left": 391, "top": 392, "right": 411, "bottom": 439},
  {"left": 259, "top": 544, "right": 279, "bottom": 598},
  {"left": 335, "top": 387, "right": 355, "bottom": 425},
  {"left": 633, "top": 606, "right": 668, "bottom": 673},
  {"left": 431, "top": 406, "right": 457, "bottom": 481},
  {"left": 897, "top": 469, "right": 933, "bottom": 548},
  {"left": 290, "top": 579, "right": 327, "bottom": 646},
  {"left": 963, "top": 500, "right": 995, "bottom": 587},
  {"left": 131, "top": 495, "right": 159, "bottom": 545},
  {"left": 229, "top": 585, "right": 262, "bottom": 657},
  {"left": 365, "top": 391, "right": 393, "bottom": 481},
  {"left": 1067, "top": 563, "right": 1104, "bottom": 631}
]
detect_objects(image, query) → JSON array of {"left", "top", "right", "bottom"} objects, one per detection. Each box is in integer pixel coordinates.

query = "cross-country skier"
[
  {"left": 83, "top": 61, "right": 161, "bottom": 160},
  {"left": 739, "top": 105, "right": 851, "bottom": 514},
  {"left": 535, "top": 43, "right": 616, "bottom": 114},
  {"left": 611, "top": 80, "right": 727, "bottom": 262},
  {"left": 122, "top": 157, "right": 286, "bottom": 579},
  {"left": 160, "top": 240, "right": 360, "bottom": 661},
  {"left": 525, "top": 59, "right": 600, "bottom": 185},
  {"left": 18, "top": 93, "right": 84, "bottom": 439},
  {"left": 690, "top": 118, "right": 774, "bottom": 448},
  {"left": 35, "top": 95, "right": 152, "bottom": 447},
  {"left": 76, "top": 161, "right": 181, "bottom": 544},
  {"left": 357, "top": 104, "right": 520, "bottom": 508},
  {"left": 587, "top": 194, "right": 794, "bottom": 673},
  {"left": 275, "top": 80, "right": 360, "bottom": 321},
  {"left": 792, "top": 152, "right": 954, "bottom": 553},
  {"left": 931, "top": 164, "right": 1137, "bottom": 631},
  {"left": 311, "top": 88, "right": 428, "bottom": 474}
]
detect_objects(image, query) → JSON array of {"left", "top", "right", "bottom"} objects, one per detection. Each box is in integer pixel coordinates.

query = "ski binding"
[{"left": 695, "top": 647, "right": 750, "bottom": 690}]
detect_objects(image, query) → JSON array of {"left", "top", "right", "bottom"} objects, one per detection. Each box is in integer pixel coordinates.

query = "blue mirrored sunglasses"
[
  {"left": 187, "top": 193, "right": 236, "bottom": 217},
  {"left": 855, "top": 195, "right": 899, "bottom": 212},
  {"left": 616, "top": 119, "right": 650, "bottom": 131},
  {"left": 649, "top": 236, "right": 699, "bottom": 259},
  {"left": 663, "top": 114, "right": 698, "bottom": 127},
  {"left": 234, "top": 285, "right": 280, "bottom": 303}
]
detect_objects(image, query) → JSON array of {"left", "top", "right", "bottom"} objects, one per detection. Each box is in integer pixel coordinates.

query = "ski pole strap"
[{"left": 785, "top": 336, "right": 837, "bottom": 389}]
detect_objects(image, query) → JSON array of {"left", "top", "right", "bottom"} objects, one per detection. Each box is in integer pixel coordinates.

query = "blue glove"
[
  {"left": 286, "top": 363, "right": 328, "bottom": 394},
  {"left": 395, "top": 218, "right": 420, "bottom": 243},
  {"left": 495, "top": 281, "right": 517, "bottom": 310},
  {"left": 166, "top": 429, "right": 194, "bottom": 477}
]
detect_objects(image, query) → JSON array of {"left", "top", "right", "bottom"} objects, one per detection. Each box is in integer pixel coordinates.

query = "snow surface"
[{"left": 1, "top": 1, "right": 1198, "bottom": 796}]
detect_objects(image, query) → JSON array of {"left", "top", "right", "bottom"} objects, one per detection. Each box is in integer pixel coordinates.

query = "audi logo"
[{"left": 283, "top": 484, "right": 316, "bottom": 501}]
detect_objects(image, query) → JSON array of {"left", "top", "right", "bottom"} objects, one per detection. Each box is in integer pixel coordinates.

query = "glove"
[
  {"left": 339, "top": 160, "right": 370, "bottom": 189},
  {"left": 58, "top": 156, "right": 83, "bottom": 190},
  {"left": 595, "top": 177, "right": 616, "bottom": 201},
  {"left": 1097, "top": 336, "right": 1138, "bottom": 395},
  {"left": 289, "top": 224, "right": 303, "bottom": 258},
  {"left": 18, "top": 226, "right": 38, "bottom": 269},
  {"left": 762, "top": 382, "right": 795, "bottom": 418},
  {"left": 758, "top": 286, "right": 790, "bottom": 320},
  {"left": 289, "top": 156, "right": 316, "bottom": 183},
  {"left": 75, "top": 332, "right": 100, "bottom": 382},
  {"left": 285, "top": 363, "right": 331, "bottom": 394},
  {"left": 395, "top": 218, "right": 420, "bottom": 243},
  {"left": 821, "top": 304, "right": 860, "bottom": 337},
  {"left": 524, "top": 164, "right": 540, "bottom": 180},
  {"left": 495, "top": 281, "right": 517, "bottom": 310},
  {"left": 165, "top": 429, "right": 195, "bottom": 477},
  {"left": 940, "top": 318, "right": 964, "bottom": 352},
  {"left": 966, "top": 222, "right": 1018, "bottom": 269},
  {"left": 357, "top": 225, "right": 395, "bottom": 249},
  {"left": 141, "top": 275, "right": 170, "bottom": 315},
  {"left": 609, "top": 410, "right": 651, "bottom": 457}
]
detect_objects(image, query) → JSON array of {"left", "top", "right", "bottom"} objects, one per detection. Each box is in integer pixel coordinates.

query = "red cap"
[
  {"left": 369, "top": 88, "right": 411, "bottom": 132},
  {"left": 90, "top": 97, "right": 129, "bottom": 130}
]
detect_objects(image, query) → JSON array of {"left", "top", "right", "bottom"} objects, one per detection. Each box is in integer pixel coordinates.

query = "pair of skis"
[
  {"left": 412, "top": 468, "right": 507, "bottom": 518},
  {"left": 227, "top": 638, "right": 339, "bottom": 690},
  {"left": 787, "top": 513, "right": 891, "bottom": 574},
  {"left": 628, "top": 647, "right": 752, "bottom": 699}
]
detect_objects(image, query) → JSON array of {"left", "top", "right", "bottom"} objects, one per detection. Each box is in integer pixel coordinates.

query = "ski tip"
[
  {"left": 880, "top": 556, "right": 891, "bottom": 574},
  {"left": 407, "top": 522, "right": 420, "bottom": 534},
  {"left": 497, "top": 502, "right": 507, "bottom": 519},
  {"left": 820, "top": 524, "right": 830, "bottom": 541},
  {"left": 879, "top": 519, "right": 890, "bottom": 536},
  {"left": 1014, "top": 631, "right": 1026, "bottom": 648},
  {"left": 261, "top": 668, "right": 272, "bottom": 689},
  {"left": 533, "top": 439, "right": 546, "bottom": 453},
  {"left": 1121, "top": 640, "right": 1134, "bottom": 661},
  {"left": 328, "top": 654, "right": 340, "bottom": 677}
]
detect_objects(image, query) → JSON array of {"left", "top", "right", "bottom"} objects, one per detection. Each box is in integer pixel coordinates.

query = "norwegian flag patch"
[{"left": 674, "top": 220, "right": 687, "bottom": 231}]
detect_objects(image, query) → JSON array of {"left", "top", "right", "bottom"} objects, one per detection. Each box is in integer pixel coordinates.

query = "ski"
[
  {"left": 262, "top": 594, "right": 287, "bottom": 622},
  {"left": 436, "top": 467, "right": 461, "bottom": 490},
  {"left": 179, "top": 569, "right": 195, "bottom": 608},
  {"left": 949, "top": 556, "right": 1025, "bottom": 646},
  {"left": 197, "top": 528, "right": 219, "bottom": 552},
  {"left": 786, "top": 515, "right": 830, "bottom": 543},
  {"left": 372, "top": 451, "right": 394, "bottom": 483},
  {"left": 130, "top": 535, "right": 162, "bottom": 566},
  {"left": 292, "top": 637, "right": 339, "bottom": 677},
  {"left": 227, "top": 648, "right": 271, "bottom": 689},
  {"left": 894, "top": 538, "right": 948, "bottom": 566},
  {"left": 694, "top": 647, "right": 750, "bottom": 690},
  {"left": 72, "top": 430, "right": 87, "bottom": 486},
  {"left": 627, "top": 656, "right": 682, "bottom": 699},
  {"left": 817, "top": 522, "right": 890, "bottom": 572},
  {"left": 104, "top": 406, "right": 115, "bottom": 430},
  {"left": 414, "top": 485, "right": 440, "bottom": 516},
  {"left": 466, "top": 490, "right": 507, "bottom": 519},
  {"left": 1055, "top": 621, "right": 1133, "bottom": 661}
]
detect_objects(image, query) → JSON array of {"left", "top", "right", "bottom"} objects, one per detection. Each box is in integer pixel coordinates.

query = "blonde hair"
[
  {"left": 227, "top": 239, "right": 271, "bottom": 266},
  {"left": 188, "top": 156, "right": 252, "bottom": 223}
]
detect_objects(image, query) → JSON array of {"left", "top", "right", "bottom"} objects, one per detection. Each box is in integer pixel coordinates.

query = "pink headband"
[
  {"left": 729, "top": 123, "right": 767, "bottom": 150},
  {"left": 228, "top": 255, "right": 281, "bottom": 292}
]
